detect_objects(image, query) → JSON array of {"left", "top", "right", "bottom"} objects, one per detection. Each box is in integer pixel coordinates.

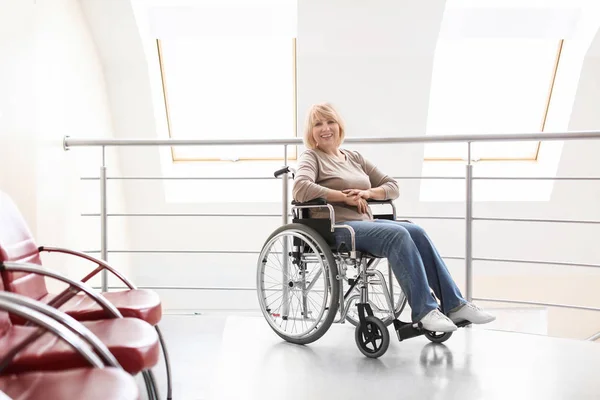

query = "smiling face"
[
  {"left": 303, "top": 103, "right": 346, "bottom": 151},
  {"left": 312, "top": 116, "right": 340, "bottom": 152}
]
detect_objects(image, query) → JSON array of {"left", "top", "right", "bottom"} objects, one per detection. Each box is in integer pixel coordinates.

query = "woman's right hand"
[{"left": 344, "top": 195, "right": 369, "bottom": 214}]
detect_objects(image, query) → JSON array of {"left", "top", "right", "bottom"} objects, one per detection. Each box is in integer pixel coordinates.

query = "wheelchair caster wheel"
[
  {"left": 355, "top": 316, "right": 390, "bottom": 358},
  {"left": 424, "top": 330, "right": 452, "bottom": 344}
]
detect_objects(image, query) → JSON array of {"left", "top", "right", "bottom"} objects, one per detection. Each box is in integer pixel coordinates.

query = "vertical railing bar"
[
  {"left": 282, "top": 145, "right": 290, "bottom": 317},
  {"left": 283, "top": 145, "right": 289, "bottom": 225},
  {"left": 100, "top": 146, "right": 108, "bottom": 292},
  {"left": 465, "top": 142, "right": 473, "bottom": 302}
]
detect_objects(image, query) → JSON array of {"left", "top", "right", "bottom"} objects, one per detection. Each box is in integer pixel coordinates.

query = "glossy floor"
[{"left": 146, "top": 313, "right": 600, "bottom": 400}]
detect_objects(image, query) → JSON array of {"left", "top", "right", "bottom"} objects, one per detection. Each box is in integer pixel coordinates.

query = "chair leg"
[
  {"left": 147, "top": 369, "right": 161, "bottom": 400},
  {"left": 156, "top": 325, "right": 173, "bottom": 400},
  {"left": 142, "top": 370, "right": 158, "bottom": 400}
]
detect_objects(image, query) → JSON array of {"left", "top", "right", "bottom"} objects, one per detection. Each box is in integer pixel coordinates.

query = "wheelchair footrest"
[
  {"left": 393, "top": 319, "right": 424, "bottom": 342},
  {"left": 455, "top": 320, "right": 472, "bottom": 328},
  {"left": 392, "top": 318, "right": 472, "bottom": 342}
]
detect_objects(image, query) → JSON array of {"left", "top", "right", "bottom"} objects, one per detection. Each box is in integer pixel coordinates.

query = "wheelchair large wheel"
[
  {"left": 257, "top": 223, "right": 340, "bottom": 345},
  {"left": 355, "top": 316, "right": 390, "bottom": 358},
  {"left": 345, "top": 259, "right": 407, "bottom": 327}
]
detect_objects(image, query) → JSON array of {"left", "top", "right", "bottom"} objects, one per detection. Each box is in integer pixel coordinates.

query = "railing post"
[
  {"left": 281, "top": 145, "right": 290, "bottom": 317},
  {"left": 465, "top": 142, "right": 473, "bottom": 302},
  {"left": 282, "top": 145, "right": 289, "bottom": 225},
  {"left": 100, "top": 146, "right": 108, "bottom": 293}
]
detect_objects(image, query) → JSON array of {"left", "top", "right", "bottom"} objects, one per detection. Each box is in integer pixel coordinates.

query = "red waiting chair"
[
  {"left": 0, "top": 190, "right": 173, "bottom": 399},
  {"left": 0, "top": 291, "right": 140, "bottom": 400},
  {"left": 0, "top": 272, "right": 161, "bottom": 398}
]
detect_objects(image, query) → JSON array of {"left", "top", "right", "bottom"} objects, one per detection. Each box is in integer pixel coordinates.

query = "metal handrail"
[
  {"left": 473, "top": 297, "right": 600, "bottom": 313},
  {"left": 81, "top": 176, "right": 283, "bottom": 180},
  {"left": 79, "top": 175, "right": 600, "bottom": 181},
  {"left": 94, "top": 286, "right": 258, "bottom": 291},
  {"left": 81, "top": 250, "right": 600, "bottom": 270},
  {"left": 86, "top": 249, "right": 262, "bottom": 254},
  {"left": 64, "top": 132, "right": 600, "bottom": 340},
  {"left": 79, "top": 212, "right": 600, "bottom": 225},
  {"left": 81, "top": 212, "right": 284, "bottom": 217},
  {"left": 473, "top": 257, "right": 600, "bottom": 269},
  {"left": 473, "top": 176, "right": 600, "bottom": 181},
  {"left": 63, "top": 130, "right": 600, "bottom": 148},
  {"left": 474, "top": 217, "right": 600, "bottom": 224}
]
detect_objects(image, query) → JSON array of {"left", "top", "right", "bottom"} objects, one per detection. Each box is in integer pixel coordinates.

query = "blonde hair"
[{"left": 303, "top": 103, "right": 346, "bottom": 150}]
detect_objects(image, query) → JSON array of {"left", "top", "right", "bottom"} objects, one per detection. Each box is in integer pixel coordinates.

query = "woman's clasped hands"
[{"left": 342, "top": 189, "right": 371, "bottom": 214}]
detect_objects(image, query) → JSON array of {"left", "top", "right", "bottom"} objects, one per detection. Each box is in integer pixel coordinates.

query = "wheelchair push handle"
[{"left": 274, "top": 166, "right": 296, "bottom": 178}]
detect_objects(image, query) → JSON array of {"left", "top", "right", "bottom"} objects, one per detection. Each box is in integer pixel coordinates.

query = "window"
[
  {"left": 424, "top": 39, "right": 563, "bottom": 162},
  {"left": 157, "top": 37, "right": 297, "bottom": 162}
]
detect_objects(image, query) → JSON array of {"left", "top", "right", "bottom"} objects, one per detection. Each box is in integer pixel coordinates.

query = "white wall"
[
  {"left": 0, "top": 0, "right": 130, "bottom": 288},
  {"left": 0, "top": 0, "right": 36, "bottom": 229},
  {"left": 3, "top": 0, "right": 598, "bottom": 339}
]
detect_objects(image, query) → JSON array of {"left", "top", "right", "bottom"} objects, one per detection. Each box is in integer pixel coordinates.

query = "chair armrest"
[
  {"left": 0, "top": 294, "right": 105, "bottom": 371},
  {"left": 38, "top": 246, "right": 137, "bottom": 290},
  {"left": 0, "top": 291, "right": 120, "bottom": 369},
  {"left": 0, "top": 261, "right": 123, "bottom": 319}
]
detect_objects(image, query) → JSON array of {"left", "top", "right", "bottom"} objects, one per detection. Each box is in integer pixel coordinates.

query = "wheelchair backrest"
[{"left": 292, "top": 207, "right": 336, "bottom": 247}]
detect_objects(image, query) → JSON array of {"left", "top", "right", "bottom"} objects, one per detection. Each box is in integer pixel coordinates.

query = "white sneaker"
[
  {"left": 448, "top": 303, "right": 496, "bottom": 324},
  {"left": 419, "top": 309, "right": 457, "bottom": 332}
]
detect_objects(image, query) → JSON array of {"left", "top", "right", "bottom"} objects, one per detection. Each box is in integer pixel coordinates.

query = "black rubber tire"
[
  {"left": 258, "top": 223, "right": 340, "bottom": 345},
  {"left": 424, "top": 330, "right": 453, "bottom": 344},
  {"left": 354, "top": 316, "right": 390, "bottom": 358}
]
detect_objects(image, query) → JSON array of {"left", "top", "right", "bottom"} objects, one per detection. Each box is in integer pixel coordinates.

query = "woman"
[{"left": 292, "top": 103, "right": 495, "bottom": 332}]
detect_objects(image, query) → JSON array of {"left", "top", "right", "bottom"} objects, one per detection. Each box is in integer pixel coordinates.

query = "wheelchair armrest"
[
  {"left": 293, "top": 199, "right": 392, "bottom": 206},
  {"left": 291, "top": 198, "right": 328, "bottom": 206},
  {"left": 366, "top": 199, "right": 393, "bottom": 205},
  {"left": 291, "top": 198, "right": 336, "bottom": 231},
  {"left": 367, "top": 199, "right": 397, "bottom": 220}
]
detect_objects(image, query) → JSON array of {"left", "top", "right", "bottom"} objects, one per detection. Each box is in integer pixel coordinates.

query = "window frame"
[
  {"left": 156, "top": 38, "right": 299, "bottom": 163},
  {"left": 424, "top": 39, "right": 564, "bottom": 163}
]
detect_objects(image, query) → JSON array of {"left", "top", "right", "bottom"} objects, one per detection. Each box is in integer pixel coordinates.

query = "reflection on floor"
[{"left": 144, "top": 311, "right": 600, "bottom": 400}]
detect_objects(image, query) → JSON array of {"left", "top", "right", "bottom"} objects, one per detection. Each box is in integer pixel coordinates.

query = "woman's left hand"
[
  {"left": 357, "top": 198, "right": 369, "bottom": 214},
  {"left": 343, "top": 189, "right": 371, "bottom": 200}
]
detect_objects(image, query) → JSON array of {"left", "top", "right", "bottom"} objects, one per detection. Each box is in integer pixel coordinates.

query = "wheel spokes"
[{"left": 258, "top": 229, "right": 333, "bottom": 339}]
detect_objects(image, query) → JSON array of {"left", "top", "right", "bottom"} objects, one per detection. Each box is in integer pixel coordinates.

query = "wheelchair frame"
[
  {"left": 258, "top": 168, "right": 467, "bottom": 358},
  {"left": 290, "top": 199, "right": 401, "bottom": 326}
]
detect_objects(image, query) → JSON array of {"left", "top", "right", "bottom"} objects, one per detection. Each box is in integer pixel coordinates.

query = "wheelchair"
[{"left": 256, "top": 167, "right": 470, "bottom": 358}]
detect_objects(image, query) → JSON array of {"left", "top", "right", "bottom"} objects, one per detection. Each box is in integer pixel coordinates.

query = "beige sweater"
[{"left": 292, "top": 148, "right": 399, "bottom": 222}]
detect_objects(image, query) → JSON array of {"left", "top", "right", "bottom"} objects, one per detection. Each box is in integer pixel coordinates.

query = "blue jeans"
[{"left": 333, "top": 219, "right": 466, "bottom": 322}]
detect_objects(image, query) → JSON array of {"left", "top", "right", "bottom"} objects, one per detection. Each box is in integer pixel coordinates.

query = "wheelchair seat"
[{"left": 291, "top": 198, "right": 394, "bottom": 258}]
